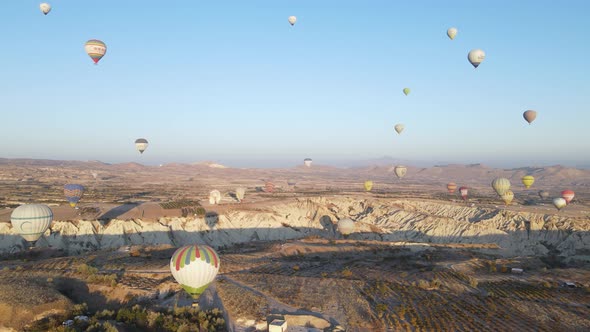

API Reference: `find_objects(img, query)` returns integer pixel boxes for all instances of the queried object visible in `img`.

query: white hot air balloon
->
[236,187,246,202]
[447,27,457,40]
[170,245,220,303]
[91,171,98,180]
[468,49,486,68]
[288,16,297,26]
[552,198,567,211]
[304,158,313,167]
[135,138,149,154]
[394,124,405,135]
[40,3,51,15]
[10,204,53,244]
[394,165,407,179]
[337,218,354,236]
[209,190,221,205]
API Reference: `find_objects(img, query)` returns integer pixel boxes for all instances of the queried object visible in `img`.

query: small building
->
[269,319,288,332]
[511,268,523,274]
[562,282,577,288]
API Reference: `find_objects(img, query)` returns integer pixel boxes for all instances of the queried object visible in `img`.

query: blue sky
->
[0,1,588,168]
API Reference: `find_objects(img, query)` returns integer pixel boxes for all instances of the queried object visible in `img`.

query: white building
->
[269,319,288,332]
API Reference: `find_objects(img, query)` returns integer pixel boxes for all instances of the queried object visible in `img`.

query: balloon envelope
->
[403,88,410,96]
[10,204,53,243]
[447,182,457,194]
[447,27,457,40]
[459,187,469,200]
[84,40,107,64]
[538,190,550,199]
[264,181,275,193]
[492,178,511,196]
[364,180,373,191]
[501,190,514,205]
[236,187,246,202]
[521,175,535,189]
[394,166,407,179]
[523,110,537,125]
[394,124,405,134]
[209,190,221,205]
[468,49,485,68]
[135,138,149,154]
[40,3,51,15]
[561,190,575,204]
[170,245,220,299]
[337,218,354,236]
[64,184,85,207]
[304,158,312,167]
[288,16,297,26]
[553,198,567,210]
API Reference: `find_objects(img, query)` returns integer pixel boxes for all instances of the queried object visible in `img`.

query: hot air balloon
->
[561,190,575,204]
[468,49,485,68]
[84,40,107,65]
[447,27,457,40]
[394,124,405,134]
[337,218,354,236]
[288,16,297,26]
[209,190,221,205]
[364,180,373,191]
[538,190,550,200]
[64,184,85,208]
[236,187,246,202]
[135,138,149,154]
[552,198,567,211]
[447,182,457,194]
[459,187,469,200]
[304,158,313,167]
[522,175,535,189]
[501,190,514,205]
[170,245,220,304]
[10,204,53,245]
[492,178,511,196]
[265,181,275,193]
[523,110,537,125]
[394,166,407,179]
[40,3,51,15]
[403,88,410,96]
[91,171,98,180]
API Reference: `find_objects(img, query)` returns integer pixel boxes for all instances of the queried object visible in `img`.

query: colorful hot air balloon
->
[236,187,246,202]
[522,175,535,189]
[538,190,550,200]
[337,218,354,236]
[264,181,275,193]
[394,166,407,179]
[40,3,51,15]
[364,180,373,191]
[447,182,457,194]
[468,49,485,68]
[304,158,313,167]
[288,16,297,26]
[170,245,220,302]
[84,40,107,65]
[135,138,149,154]
[561,190,575,204]
[459,186,469,200]
[501,190,514,205]
[447,27,457,40]
[10,204,53,244]
[552,198,567,211]
[394,124,405,134]
[492,178,511,196]
[209,190,221,205]
[64,184,85,208]
[403,88,410,96]
[523,110,537,125]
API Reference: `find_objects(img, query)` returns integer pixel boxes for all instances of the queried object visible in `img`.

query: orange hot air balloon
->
[561,190,575,204]
[447,182,457,194]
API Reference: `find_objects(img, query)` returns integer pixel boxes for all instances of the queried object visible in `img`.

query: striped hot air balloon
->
[84,39,107,64]
[521,175,535,189]
[492,178,511,196]
[501,190,514,205]
[170,245,220,301]
[264,181,275,193]
[135,138,149,154]
[10,204,53,244]
[447,182,457,194]
[64,184,85,208]
[304,158,313,167]
[561,190,575,204]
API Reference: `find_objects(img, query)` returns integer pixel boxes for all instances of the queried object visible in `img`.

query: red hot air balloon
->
[459,186,469,200]
[561,190,575,204]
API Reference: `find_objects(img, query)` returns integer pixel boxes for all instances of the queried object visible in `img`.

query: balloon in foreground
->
[364,180,373,191]
[492,178,511,196]
[394,165,407,179]
[459,187,469,200]
[523,110,537,125]
[84,39,107,64]
[40,3,51,15]
[403,88,410,96]
[561,190,575,204]
[64,184,85,208]
[521,175,535,189]
[394,124,405,135]
[447,27,457,40]
[288,16,297,26]
[538,190,549,200]
[337,218,354,236]
[447,182,457,194]
[170,245,220,300]
[304,158,312,167]
[553,198,567,211]
[501,190,514,205]
[10,204,53,243]
[236,187,246,202]
[468,49,485,68]
[135,138,149,154]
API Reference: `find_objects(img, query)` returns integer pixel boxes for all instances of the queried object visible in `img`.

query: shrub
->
[468,276,479,288]
[341,267,353,277]
[196,207,206,218]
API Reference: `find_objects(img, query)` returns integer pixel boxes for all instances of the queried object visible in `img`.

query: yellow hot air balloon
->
[501,190,514,205]
[403,88,410,96]
[447,27,457,40]
[522,175,535,189]
[288,16,297,26]
[364,180,373,191]
[492,178,510,196]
